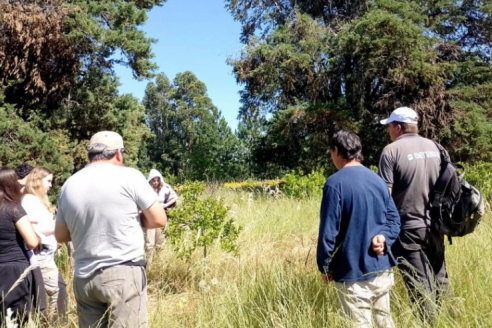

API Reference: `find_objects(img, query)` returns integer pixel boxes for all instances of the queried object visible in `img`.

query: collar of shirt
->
[395,133,419,142]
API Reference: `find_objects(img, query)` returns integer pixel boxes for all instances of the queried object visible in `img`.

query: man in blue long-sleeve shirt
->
[317,130,401,328]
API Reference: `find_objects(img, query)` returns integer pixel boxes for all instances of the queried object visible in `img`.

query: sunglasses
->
[119,148,127,154]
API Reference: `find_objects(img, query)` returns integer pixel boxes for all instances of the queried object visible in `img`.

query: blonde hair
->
[24,167,55,214]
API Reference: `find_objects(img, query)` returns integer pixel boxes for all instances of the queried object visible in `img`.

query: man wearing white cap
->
[55,131,167,328]
[378,107,449,323]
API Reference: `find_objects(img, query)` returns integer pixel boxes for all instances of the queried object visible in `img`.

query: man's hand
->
[372,234,386,255]
[321,272,333,284]
[141,201,167,229]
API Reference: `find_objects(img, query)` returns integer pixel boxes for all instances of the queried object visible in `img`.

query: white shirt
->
[22,194,57,260]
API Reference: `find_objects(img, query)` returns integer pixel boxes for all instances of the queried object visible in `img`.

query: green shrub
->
[282,169,327,198]
[463,161,492,201]
[167,181,242,259]
[223,179,285,191]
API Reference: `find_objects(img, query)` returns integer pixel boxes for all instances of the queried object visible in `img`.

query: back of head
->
[0,168,23,206]
[381,107,419,132]
[331,130,364,161]
[87,131,124,163]
[25,167,55,213]
[15,164,34,180]
[393,122,419,134]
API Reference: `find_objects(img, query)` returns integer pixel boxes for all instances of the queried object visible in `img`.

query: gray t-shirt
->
[57,163,157,278]
[378,134,441,230]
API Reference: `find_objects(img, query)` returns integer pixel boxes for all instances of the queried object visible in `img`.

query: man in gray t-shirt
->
[55,131,167,328]
[379,107,449,323]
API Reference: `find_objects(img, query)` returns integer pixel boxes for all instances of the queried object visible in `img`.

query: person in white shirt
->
[55,131,167,328]
[145,169,178,250]
[22,167,67,322]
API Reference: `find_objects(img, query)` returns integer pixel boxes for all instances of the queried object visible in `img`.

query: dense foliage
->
[166,182,241,259]
[1,0,491,188]
[140,72,246,181]
[0,0,164,187]
[227,0,492,175]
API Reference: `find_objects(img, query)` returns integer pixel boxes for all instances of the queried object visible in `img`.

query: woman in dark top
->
[0,168,40,325]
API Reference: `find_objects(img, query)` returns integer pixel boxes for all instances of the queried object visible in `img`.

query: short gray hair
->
[393,122,419,134]
[87,143,118,162]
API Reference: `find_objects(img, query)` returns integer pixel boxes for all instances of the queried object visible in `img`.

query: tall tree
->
[142,72,245,180]
[0,0,165,109]
[0,0,164,186]
[228,0,492,173]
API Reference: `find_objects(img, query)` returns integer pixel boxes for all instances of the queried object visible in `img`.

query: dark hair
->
[15,164,34,179]
[0,168,23,206]
[392,122,418,134]
[87,143,118,162]
[331,130,364,161]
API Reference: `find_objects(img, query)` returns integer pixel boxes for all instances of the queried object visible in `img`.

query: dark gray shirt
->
[378,134,441,230]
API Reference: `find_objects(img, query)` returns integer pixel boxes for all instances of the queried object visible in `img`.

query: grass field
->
[52,189,492,328]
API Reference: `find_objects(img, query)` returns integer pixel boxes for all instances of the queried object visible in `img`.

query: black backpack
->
[430,142,485,241]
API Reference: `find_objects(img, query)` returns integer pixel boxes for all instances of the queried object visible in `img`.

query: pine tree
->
[228,0,492,171]
[142,72,245,180]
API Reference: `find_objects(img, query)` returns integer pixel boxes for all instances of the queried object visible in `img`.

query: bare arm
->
[141,201,167,229]
[55,221,72,243]
[163,198,177,209]
[15,216,41,250]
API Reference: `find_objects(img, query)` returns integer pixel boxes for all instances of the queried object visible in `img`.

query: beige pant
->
[73,265,148,328]
[335,270,395,328]
[144,228,163,250]
[38,258,61,321]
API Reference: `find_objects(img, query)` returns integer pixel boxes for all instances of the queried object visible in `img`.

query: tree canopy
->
[228,0,492,174]
[141,72,246,181]
[0,0,164,187]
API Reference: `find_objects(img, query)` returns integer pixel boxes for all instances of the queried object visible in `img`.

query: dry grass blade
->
[4,265,35,298]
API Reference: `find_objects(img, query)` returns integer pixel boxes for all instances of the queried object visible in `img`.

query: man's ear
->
[116,149,124,163]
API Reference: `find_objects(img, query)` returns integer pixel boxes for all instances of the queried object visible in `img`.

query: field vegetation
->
[46,166,492,328]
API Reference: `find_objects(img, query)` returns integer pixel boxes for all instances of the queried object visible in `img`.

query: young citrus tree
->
[167,182,241,259]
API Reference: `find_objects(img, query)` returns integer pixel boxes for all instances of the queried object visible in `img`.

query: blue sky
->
[114,0,243,130]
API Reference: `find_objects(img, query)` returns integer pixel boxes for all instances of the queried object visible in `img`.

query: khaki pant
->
[335,270,395,328]
[73,266,148,328]
[144,228,164,250]
[38,258,67,322]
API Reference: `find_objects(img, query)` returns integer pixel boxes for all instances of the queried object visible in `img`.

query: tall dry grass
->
[30,190,492,327]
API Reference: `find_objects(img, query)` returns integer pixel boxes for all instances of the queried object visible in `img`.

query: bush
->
[167,181,242,259]
[282,169,327,198]
[223,179,285,191]
[463,161,492,201]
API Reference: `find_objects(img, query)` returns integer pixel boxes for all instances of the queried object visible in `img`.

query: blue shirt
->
[317,165,400,282]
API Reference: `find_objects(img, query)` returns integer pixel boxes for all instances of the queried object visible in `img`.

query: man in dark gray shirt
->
[378,107,448,323]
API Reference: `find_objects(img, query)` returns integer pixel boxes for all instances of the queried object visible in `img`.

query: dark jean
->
[392,227,449,323]
[0,262,33,326]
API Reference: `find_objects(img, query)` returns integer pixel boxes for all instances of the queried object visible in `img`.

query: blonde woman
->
[22,167,67,322]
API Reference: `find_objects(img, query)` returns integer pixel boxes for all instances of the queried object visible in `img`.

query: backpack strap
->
[433,141,451,164]
[431,141,453,208]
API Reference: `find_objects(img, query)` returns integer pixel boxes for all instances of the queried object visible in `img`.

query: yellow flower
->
[177,297,188,308]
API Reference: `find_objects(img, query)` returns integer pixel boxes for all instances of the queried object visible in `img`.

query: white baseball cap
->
[89,131,124,151]
[380,107,419,125]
